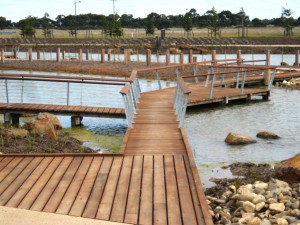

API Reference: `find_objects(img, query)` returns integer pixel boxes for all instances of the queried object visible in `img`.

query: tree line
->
[0,7,299,38]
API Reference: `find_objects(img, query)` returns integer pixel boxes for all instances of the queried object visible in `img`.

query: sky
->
[1,0,299,22]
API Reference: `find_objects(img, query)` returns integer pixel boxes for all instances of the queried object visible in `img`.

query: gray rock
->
[283,216,298,224]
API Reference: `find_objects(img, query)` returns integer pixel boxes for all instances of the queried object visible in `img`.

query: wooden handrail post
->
[62,51,65,60]
[101,49,105,63]
[146,49,151,66]
[193,56,199,83]
[265,50,271,85]
[1,49,4,63]
[166,49,170,65]
[180,53,184,70]
[57,48,60,62]
[107,49,111,62]
[211,50,216,63]
[188,49,193,63]
[37,50,41,60]
[86,49,89,61]
[28,48,32,62]
[295,50,299,66]
[124,49,128,65]
[237,49,242,64]
[78,49,82,62]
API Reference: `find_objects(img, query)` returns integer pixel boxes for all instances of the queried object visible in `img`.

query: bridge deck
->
[0,103,125,118]
[0,153,207,225]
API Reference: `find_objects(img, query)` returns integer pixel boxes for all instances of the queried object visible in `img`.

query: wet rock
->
[225,132,257,145]
[275,154,300,184]
[256,131,280,139]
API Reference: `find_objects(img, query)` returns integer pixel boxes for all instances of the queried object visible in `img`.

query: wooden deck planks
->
[69,157,103,217]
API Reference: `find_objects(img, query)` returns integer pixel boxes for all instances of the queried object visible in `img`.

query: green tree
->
[182,12,193,37]
[41,12,52,38]
[145,18,155,36]
[281,7,294,36]
[206,7,221,38]
[19,16,37,38]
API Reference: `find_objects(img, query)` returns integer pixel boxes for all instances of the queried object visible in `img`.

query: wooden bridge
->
[0,59,295,224]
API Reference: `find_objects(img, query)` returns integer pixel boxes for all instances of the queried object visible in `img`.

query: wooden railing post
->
[78,49,82,62]
[107,49,111,62]
[62,51,65,60]
[124,49,128,65]
[211,50,216,63]
[37,51,41,60]
[56,48,60,62]
[237,50,242,64]
[295,50,299,66]
[265,50,271,85]
[166,49,170,65]
[193,56,199,83]
[188,49,193,63]
[86,49,89,61]
[146,49,151,66]
[28,48,32,62]
[101,49,105,63]
[1,49,4,63]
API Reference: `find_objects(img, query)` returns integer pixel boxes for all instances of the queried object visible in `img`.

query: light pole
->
[111,0,117,22]
[74,0,81,38]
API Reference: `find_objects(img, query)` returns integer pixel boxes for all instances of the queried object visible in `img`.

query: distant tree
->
[251,18,265,27]
[206,7,221,38]
[145,18,155,36]
[19,16,37,38]
[219,10,235,27]
[41,12,52,38]
[112,19,123,37]
[182,12,193,37]
[298,17,300,25]
[281,7,294,36]
[0,17,7,29]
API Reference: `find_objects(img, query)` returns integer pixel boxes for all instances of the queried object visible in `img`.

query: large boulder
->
[256,131,280,139]
[225,132,257,145]
[37,112,62,130]
[23,113,61,140]
[275,154,300,184]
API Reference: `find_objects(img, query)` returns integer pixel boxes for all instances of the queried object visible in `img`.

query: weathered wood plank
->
[0,157,24,182]
[110,156,133,222]
[96,157,123,221]
[154,155,167,225]
[18,157,64,210]
[30,157,73,211]
[124,156,143,224]
[82,157,113,219]
[43,157,84,213]
[5,157,54,208]
[69,157,103,217]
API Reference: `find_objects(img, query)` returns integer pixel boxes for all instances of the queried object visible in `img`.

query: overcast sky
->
[1,0,299,22]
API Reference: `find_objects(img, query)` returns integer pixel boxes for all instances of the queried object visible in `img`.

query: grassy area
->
[1,26,299,39]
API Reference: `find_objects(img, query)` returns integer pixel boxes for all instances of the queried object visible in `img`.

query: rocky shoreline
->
[205,160,300,224]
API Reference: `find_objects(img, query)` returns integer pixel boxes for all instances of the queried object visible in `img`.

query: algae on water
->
[64,126,123,153]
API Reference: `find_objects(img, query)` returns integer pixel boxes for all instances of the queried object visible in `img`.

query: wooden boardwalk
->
[0,87,213,224]
[0,103,126,118]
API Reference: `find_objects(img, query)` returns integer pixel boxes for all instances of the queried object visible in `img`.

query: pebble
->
[206,179,300,224]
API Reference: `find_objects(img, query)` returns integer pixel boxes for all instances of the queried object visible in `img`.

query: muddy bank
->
[1,37,300,53]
